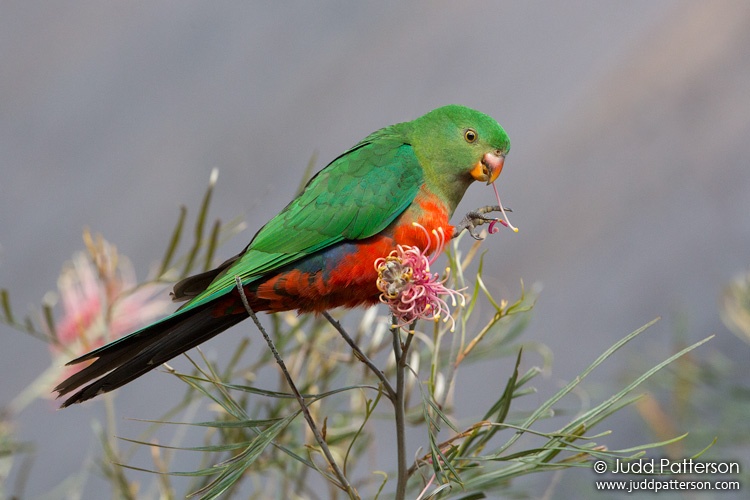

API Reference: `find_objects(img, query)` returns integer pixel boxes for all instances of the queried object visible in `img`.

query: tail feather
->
[55,313,189,394]
[55,304,245,407]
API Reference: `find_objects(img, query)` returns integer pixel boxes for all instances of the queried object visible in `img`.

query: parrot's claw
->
[453,205,511,240]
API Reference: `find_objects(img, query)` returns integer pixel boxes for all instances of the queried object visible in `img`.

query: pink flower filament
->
[375,224,465,331]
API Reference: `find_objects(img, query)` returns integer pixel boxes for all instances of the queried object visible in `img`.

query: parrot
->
[54,104,511,407]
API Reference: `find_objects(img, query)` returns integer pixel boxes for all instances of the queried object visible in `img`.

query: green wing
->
[184,129,424,310]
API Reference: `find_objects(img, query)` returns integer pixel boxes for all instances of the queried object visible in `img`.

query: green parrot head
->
[408,104,511,212]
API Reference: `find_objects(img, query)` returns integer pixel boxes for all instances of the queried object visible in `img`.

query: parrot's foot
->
[453,205,510,240]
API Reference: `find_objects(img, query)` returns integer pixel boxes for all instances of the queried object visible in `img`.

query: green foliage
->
[0,170,718,499]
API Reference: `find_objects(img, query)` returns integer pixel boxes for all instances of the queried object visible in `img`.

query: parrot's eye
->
[464,129,477,143]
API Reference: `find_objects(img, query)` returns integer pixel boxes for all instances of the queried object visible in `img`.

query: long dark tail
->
[54,303,245,407]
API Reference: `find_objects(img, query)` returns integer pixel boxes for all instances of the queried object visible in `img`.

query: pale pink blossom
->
[46,232,171,383]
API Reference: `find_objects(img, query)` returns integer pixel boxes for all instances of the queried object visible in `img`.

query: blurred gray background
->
[2,1,749,498]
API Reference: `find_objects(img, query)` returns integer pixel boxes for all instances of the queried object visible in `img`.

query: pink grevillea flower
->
[375,224,465,331]
[46,231,171,385]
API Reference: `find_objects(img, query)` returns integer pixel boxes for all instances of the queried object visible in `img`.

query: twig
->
[322,311,396,401]
[234,276,359,499]
[324,311,413,498]
[391,317,414,500]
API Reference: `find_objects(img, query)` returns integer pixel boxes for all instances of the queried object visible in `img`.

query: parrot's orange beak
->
[471,152,505,185]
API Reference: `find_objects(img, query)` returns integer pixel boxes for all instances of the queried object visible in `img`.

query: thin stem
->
[322,311,396,401]
[392,316,413,500]
[234,277,359,500]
